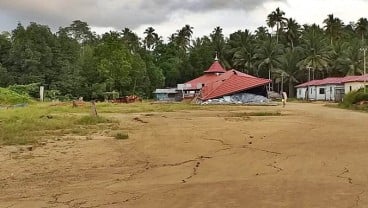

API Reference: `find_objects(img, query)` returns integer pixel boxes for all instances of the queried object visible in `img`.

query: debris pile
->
[201,93,270,105]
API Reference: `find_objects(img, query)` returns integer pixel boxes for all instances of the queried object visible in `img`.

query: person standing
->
[282,92,288,107]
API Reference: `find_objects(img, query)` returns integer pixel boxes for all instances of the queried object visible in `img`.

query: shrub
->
[0,88,32,105]
[8,83,40,98]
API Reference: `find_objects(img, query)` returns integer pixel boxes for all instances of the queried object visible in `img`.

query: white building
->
[296,78,345,101]
[296,75,368,101]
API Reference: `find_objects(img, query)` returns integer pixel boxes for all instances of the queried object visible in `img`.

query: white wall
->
[344,82,367,93]
[297,84,344,101]
[297,87,307,99]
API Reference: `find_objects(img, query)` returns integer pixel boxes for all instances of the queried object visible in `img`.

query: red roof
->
[201,70,271,100]
[295,75,368,88]
[204,61,227,73]
[342,74,368,83]
[183,61,271,99]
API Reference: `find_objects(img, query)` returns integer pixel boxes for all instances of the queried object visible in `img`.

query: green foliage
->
[340,89,368,108]
[7,83,40,97]
[2,13,368,99]
[0,88,32,105]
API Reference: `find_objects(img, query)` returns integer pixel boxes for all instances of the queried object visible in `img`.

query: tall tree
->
[254,35,284,90]
[355,18,368,43]
[284,18,301,49]
[267,7,286,43]
[323,14,344,46]
[143,27,160,50]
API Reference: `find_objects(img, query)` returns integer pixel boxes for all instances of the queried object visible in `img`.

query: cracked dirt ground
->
[1,103,368,208]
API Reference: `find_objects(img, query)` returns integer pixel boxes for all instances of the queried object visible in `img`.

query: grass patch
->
[114,132,129,140]
[230,111,282,117]
[0,104,117,145]
[77,115,114,125]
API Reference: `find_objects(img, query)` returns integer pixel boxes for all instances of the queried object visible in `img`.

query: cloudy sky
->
[1,0,368,40]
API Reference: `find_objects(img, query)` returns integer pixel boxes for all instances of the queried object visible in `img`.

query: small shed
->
[153,88,179,101]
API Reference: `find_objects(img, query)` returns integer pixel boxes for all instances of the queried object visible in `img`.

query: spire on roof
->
[214,52,219,61]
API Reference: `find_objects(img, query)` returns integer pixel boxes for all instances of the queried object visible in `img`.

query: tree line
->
[0,8,368,99]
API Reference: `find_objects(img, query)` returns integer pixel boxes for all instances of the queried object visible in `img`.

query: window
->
[319,88,325,94]
[349,86,352,92]
[298,89,301,95]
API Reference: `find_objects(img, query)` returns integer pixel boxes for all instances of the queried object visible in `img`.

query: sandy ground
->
[1,103,368,208]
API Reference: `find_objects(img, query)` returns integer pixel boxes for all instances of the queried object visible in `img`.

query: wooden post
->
[91,100,98,117]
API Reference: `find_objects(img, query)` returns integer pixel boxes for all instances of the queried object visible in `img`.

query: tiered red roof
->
[184,61,271,100]
[204,61,227,73]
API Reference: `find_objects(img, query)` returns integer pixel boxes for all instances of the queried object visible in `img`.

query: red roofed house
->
[295,75,368,101]
[178,58,271,101]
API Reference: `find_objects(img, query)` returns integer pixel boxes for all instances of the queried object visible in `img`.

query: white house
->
[296,75,368,101]
[343,75,368,93]
[295,78,345,101]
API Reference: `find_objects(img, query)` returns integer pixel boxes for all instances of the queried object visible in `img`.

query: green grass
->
[0,104,117,145]
[230,111,282,117]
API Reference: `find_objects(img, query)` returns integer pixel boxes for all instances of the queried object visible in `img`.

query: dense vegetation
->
[1,8,368,99]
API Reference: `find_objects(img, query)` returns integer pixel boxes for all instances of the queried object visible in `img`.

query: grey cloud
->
[0,0,284,30]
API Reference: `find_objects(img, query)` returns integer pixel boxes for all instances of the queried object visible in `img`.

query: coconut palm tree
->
[355,17,368,43]
[284,18,301,49]
[176,24,194,50]
[275,47,304,97]
[323,14,344,46]
[143,27,159,50]
[267,7,287,43]
[255,26,269,41]
[254,35,284,90]
[226,30,256,73]
[298,25,332,79]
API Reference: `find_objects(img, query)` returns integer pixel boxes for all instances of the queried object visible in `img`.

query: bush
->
[77,115,114,125]
[8,83,40,98]
[0,88,32,105]
[340,89,368,108]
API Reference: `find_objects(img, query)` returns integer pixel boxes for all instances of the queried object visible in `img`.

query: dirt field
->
[1,103,368,208]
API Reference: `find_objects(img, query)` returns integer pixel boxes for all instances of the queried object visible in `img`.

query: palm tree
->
[276,47,304,97]
[254,35,284,90]
[267,7,287,43]
[121,28,140,53]
[226,30,256,73]
[176,24,194,50]
[284,18,301,49]
[298,26,332,79]
[323,14,344,46]
[210,26,230,67]
[255,26,269,41]
[143,27,159,50]
[355,18,368,42]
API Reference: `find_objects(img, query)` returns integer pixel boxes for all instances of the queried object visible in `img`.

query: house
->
[180,58,271,101]
[295,75,368,101]
[343,75,368,93]
[295,78,345,101]
[153,88,180,101]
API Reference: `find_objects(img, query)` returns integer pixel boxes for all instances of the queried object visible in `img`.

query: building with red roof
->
[178,59,271,101]
[295,75,368,101]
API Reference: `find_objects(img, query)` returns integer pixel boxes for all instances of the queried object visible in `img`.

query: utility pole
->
[306,66,312,100]
[360,47,367,93]
[281,73,284,93]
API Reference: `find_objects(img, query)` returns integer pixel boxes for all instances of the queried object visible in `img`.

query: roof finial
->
[214,52,219,61]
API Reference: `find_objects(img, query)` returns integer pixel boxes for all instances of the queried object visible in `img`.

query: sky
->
[1,0,368,40]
